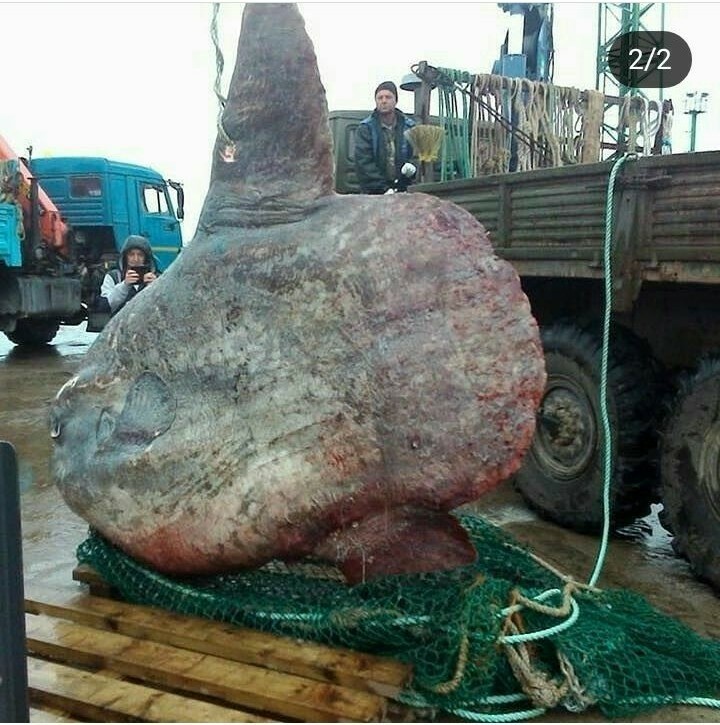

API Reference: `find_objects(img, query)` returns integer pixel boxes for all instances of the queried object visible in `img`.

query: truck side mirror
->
[167,179,185,221]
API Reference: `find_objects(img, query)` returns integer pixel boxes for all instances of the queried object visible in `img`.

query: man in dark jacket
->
[354,81,417,194]
[100,235,158,315]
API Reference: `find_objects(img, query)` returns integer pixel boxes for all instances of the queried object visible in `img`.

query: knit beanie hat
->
[374,80,398,100]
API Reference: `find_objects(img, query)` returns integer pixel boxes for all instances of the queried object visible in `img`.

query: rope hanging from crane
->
[210,4,236,160]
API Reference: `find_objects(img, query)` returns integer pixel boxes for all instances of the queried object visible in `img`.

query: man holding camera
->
[100,235,158,316]
[354,80,417,195]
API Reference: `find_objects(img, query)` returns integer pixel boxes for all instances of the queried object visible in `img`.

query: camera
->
[129,265,150,278]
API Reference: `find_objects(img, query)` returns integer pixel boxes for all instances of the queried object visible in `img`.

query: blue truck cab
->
[31,157,185,332]
[29,157,184,273]
[0,155,184,344]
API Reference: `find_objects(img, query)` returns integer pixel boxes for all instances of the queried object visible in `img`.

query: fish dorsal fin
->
[199,3,335,230]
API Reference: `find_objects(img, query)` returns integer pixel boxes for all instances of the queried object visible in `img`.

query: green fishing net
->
[76,512,720,721]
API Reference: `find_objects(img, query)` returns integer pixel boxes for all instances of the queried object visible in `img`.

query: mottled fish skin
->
[50,3,546,582]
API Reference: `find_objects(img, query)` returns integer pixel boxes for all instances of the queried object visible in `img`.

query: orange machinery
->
[0,133,70,258]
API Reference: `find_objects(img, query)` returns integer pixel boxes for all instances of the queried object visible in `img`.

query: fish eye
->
[50,413,62,440]
[97,408,116,444]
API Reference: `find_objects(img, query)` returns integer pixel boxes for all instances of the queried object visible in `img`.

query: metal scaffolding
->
[595,3,665,157]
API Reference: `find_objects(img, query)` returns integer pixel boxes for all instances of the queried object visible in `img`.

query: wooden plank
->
[27,657,271,723]
[511,203,606,220]
[26,583,410,698]
[29,705,80,722]
[25,613,386,723]
[72,564,118,599]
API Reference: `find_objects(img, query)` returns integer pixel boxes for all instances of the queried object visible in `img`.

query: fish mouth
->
[50,371,177,488]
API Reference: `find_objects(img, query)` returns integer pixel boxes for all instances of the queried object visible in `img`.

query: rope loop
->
[209,3,235,153]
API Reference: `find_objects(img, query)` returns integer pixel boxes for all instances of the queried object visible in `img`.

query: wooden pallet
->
[24,567,414,723]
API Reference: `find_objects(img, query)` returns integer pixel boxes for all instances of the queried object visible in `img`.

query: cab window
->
[346,125,358,162]
[70,176,102,197]
[142,184,170,214]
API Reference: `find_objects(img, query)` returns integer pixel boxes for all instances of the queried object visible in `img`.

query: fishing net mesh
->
[76,512,720,721]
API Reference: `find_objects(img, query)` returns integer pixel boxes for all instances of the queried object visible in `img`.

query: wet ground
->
[1,325,719,722]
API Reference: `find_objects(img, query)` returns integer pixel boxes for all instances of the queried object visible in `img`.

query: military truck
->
[329,102,720,592]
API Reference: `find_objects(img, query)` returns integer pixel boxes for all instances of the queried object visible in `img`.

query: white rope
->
[209,3,235,155]
[578,90,604,162]
[662,104,673,154]
[465,74,629,173]
[512,79,532,172]
[646,100,661,153]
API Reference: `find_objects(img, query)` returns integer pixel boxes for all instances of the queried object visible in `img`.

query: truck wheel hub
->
[699,422,720,520]
[535,383,597,479]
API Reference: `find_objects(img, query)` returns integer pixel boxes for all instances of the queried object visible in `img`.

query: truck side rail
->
[413,150,720,287]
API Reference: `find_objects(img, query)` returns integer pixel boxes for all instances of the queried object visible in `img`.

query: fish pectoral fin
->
[117,372,177,441]
[317,507,477,585]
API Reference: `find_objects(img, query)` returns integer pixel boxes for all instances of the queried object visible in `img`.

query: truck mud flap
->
[17,277,81,317]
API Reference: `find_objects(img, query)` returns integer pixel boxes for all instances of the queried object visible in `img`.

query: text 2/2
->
[629,47,671,72]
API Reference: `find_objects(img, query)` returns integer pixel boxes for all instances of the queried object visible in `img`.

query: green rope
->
[401,686,546,722]
[464,152,720,719]
[500,587,564,615]
[488,157,632,703]
[587,153,635,588]
[587,154,720,713]
[436,67,475,180]
[448,706,547,722]
[674,698,720,709]
[499,598,579,644]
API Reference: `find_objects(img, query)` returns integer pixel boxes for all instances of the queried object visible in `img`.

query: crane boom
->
[0,133,70,258]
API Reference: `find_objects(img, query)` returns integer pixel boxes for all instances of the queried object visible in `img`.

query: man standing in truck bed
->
[354,81,417,195]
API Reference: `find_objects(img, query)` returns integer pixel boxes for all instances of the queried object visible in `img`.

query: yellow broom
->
[404,124,445,162]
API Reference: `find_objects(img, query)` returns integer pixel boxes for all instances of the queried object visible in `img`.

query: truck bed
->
[414,150,720,286]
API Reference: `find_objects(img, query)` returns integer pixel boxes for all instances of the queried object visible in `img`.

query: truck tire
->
[5,318,60,346]
[514,322,663,532]
[660,360,720,590]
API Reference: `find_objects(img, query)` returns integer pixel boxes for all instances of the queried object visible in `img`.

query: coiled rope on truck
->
[436,68,474,180]
[471,74,510,174]
[434,68,600,176]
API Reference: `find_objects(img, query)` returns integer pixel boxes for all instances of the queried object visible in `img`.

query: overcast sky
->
[2,2,716,240]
